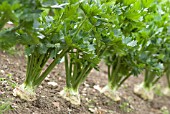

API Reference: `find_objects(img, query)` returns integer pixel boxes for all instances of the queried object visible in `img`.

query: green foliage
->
[0,1,19,29]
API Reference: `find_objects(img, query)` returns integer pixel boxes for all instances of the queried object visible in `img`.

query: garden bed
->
[0,51,170,114]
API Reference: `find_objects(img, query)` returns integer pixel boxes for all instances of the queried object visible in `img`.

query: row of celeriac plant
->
[92,0,170,101]
[133,0,170,100]
[0,0,107,104]
[100,0,170,101]
[0,0,170,105]
[50,0,170,103]
[91,0,155,101]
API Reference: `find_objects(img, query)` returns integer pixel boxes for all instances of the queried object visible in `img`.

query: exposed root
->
[134,83,154,100]
[13,84,36,101]
[162,87,170,97]
[100,85,121,101]
[59,88,80,105]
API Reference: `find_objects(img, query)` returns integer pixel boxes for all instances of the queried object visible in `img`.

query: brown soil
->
[0,51,170,114]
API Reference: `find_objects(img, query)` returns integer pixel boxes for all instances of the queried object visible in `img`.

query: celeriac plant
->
[13,1,73,101]
[102,43,142,101]
[159,0,170,96]
[163,40,170,96]
[59,0,110,105]
[134,0,169,100]
[98,0,150,101]
[1,0,71,101]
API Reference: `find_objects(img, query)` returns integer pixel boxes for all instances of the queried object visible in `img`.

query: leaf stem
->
[65,53,71,88]
[34,47,70,87]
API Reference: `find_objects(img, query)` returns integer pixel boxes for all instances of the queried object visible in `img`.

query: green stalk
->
[72,63,90,90]
[144,69,150,88]
[117,74,123,85]
[34,47,70,87]
[25,54,35,85]
[39,51,50,68]
[148,72,155,85]
[110,57,121,89]
[166,65,170,88]
[144,69,157,89]
[79,66,93,85]
[25,55,31,85]
[108,64,111,81]
[118,73,131,88]
[69,47,97,90]
[152,76,161,85]
[110,65,116,88]
[31,56,40,83]
[69,56,73,78]
[32,50,51,83]
[107,55,117,81]
[71,51,79,84]
[24,53,50,90]
[73,65,92,91]
[72,62,78,84]
[65,53,71,88]
[163,64,170,88]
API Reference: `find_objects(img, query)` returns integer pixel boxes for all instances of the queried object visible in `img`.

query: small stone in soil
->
[47,82,58,88]
[0,70,5,74]
[0,91,5,95]
[45,77,50,81]
[41,95,46,98]
[88,107,97,113]
[52,102,60,108]
[67,108,72,112]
